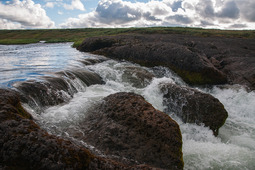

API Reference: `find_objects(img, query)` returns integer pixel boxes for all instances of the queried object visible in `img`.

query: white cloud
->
[45,2,55,8]
[0,18,22,29]
[63,0,85,11]
[58,11,63,15]
[0,0,55,29]
[60,0,255,29]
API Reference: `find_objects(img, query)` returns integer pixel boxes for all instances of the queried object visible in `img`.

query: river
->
[0,43,254,169]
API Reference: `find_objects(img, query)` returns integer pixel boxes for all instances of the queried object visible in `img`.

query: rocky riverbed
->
[1,34,254,169]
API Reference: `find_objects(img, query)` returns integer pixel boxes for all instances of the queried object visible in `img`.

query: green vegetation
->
[0,27,254,46]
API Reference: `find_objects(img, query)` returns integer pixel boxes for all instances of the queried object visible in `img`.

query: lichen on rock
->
[76,92,184,169]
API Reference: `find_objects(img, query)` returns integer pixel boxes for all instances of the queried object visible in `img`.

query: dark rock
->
[79,56,109,65]
[181,36,255,90]
[54,69,104,87]
[78,34,227,86]
[77,37,117,52]
[76,92,183,170]
[0,88,32,121]
[0,88,156,169]
[14,79,71,110]
[13,69,104,112]
[160,83,228,136]
[121,66,155,88]
[78,34,255,90]
[0,88,91,169]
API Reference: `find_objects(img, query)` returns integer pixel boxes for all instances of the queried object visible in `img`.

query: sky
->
[0,0,254,30]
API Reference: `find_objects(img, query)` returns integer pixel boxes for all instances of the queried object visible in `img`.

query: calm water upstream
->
[0,43,254,169]
[0,42,84,87]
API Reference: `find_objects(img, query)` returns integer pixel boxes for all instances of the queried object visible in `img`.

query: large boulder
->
[160,83,228,136]
[0,89,155,169]
[75,92,183,170]
[78,35,227,86]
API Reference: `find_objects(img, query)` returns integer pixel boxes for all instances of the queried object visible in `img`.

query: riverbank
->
[0,27,255,46]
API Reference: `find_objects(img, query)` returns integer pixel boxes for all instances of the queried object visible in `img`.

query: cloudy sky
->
[0,0,254,30]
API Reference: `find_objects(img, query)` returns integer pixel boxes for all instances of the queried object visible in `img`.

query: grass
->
[0,27,254,46]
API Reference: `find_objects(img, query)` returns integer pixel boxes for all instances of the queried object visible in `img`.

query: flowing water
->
[0,43,254,169]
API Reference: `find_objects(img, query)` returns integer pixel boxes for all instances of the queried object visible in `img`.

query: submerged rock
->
[13,69,104,112]
[76,92,183,169]
[0,88,158,169]
[120,66,155,88]
[160,83,228,136]
[79,56,109,65]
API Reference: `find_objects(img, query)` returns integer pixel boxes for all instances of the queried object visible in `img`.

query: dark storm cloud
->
[196,0,239,19]
[196,0,215,18]
[167,14,192,24]
[143,12,161,21]
[96,0,141,24]
[200,20,215,27]
[171,0,183,12]
[238,1,255,22]
[230,23,247,28]
[217,1,239,19]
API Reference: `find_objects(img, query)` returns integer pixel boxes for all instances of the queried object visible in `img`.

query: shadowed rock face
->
[0,89,157,169]
[76,92,184,170]
[78,34,255,90]
[160,83,228,136]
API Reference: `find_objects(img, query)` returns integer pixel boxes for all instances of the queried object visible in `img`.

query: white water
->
[28,60,255,170]
[1,44,254,169]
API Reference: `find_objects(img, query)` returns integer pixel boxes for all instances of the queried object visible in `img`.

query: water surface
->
[0,42,85,87]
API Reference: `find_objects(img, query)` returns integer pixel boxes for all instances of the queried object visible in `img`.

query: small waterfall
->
[14,69,104,113]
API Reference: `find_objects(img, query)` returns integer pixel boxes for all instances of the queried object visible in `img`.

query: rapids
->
[0,43,254,169]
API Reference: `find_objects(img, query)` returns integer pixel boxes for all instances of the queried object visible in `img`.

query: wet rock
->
[0,88,32,121]
[13,69,104,112]
[78,35,227,86]
[160,83,228,136]
[55,69,104,87]
[0,88,91,169]
[77,92,183,170]
[121,66,155,88]
[79,56,109,65]
[14,79,71,111]
[77,37,117,52]
[0,88,156,170]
